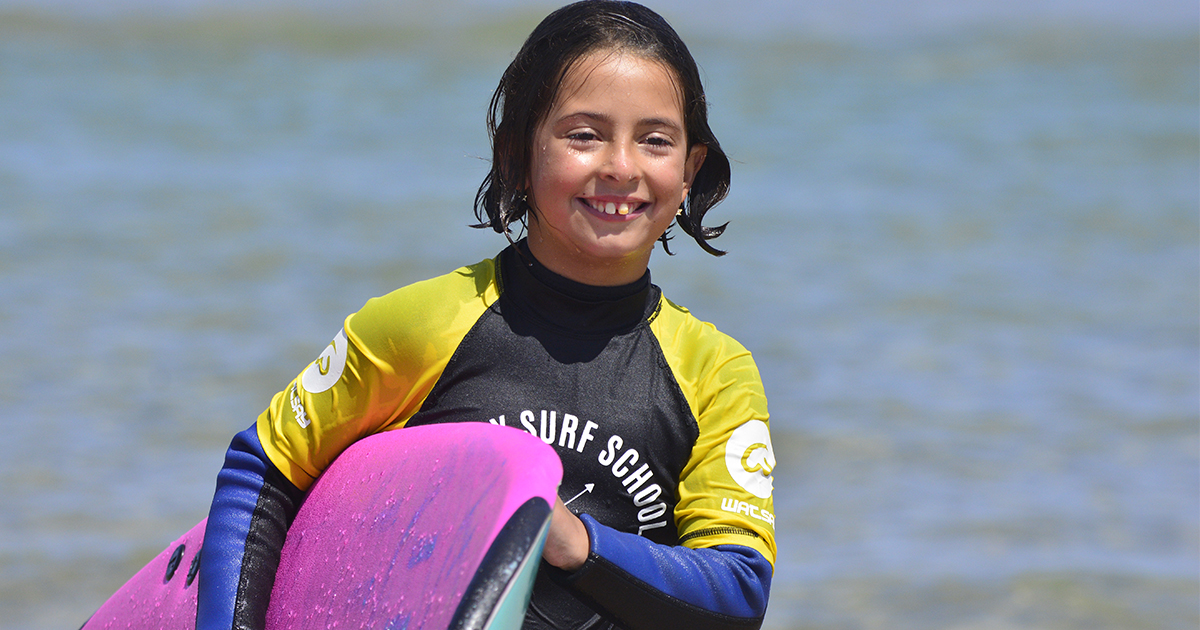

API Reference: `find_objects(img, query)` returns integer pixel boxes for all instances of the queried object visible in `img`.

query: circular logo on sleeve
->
[301,329,349,394]
[724,420,775,499]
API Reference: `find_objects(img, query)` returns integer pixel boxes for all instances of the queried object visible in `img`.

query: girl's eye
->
[644,136,674,148]
[568,131,598,142]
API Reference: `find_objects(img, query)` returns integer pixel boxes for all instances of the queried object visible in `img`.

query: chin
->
[578,236,657,263]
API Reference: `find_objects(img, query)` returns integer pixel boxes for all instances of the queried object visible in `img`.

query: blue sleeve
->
[556,514,772,630]
[196,424,304,630]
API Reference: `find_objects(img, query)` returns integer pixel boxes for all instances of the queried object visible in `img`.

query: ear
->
[681,144,708,204]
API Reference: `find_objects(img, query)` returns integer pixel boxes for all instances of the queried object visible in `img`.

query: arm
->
[561,308,777,629]
[543,507,771,630]
[194,269,499,629]
[193,278,493,629]
[196,423,304,630]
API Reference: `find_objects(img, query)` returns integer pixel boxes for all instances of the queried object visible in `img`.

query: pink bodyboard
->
[81,423,562,629]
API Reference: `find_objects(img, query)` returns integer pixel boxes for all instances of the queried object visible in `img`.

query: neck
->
[501,241,654,336]
[524,225,653,288]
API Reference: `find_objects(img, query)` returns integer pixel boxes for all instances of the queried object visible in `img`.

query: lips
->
[581,199,650,216]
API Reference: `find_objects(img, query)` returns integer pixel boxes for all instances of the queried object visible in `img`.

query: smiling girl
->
[197,2,775,629]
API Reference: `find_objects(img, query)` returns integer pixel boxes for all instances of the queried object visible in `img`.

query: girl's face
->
[526,50,707,286]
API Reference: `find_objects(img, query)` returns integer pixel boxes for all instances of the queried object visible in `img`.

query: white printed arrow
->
[563,483,594,506]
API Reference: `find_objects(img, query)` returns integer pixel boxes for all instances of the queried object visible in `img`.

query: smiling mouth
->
[581,199,650,216]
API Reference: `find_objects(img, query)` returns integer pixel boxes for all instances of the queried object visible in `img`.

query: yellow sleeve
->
[651,298,777,566]
[256,259,500,490]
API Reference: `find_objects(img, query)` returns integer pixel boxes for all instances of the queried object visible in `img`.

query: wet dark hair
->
[472,0,730,256]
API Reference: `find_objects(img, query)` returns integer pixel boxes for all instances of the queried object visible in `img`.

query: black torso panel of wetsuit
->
[405,244,700,630]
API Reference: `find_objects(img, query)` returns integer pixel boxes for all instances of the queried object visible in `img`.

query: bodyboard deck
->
[81,423,562,630]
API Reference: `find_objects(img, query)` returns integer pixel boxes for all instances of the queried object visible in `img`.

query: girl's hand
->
[542,495,589,571]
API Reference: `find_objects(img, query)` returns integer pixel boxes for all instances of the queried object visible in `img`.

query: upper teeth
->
[601,202,632,215]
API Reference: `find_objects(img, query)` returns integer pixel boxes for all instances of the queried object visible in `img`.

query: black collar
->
[496,240,657,336]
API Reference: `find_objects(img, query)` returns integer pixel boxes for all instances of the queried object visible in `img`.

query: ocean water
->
[0,1,1196,629]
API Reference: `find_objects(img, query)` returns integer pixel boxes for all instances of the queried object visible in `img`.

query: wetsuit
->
[197,240,777,630]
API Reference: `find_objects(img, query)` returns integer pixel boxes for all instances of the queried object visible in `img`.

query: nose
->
[601,141,640,183]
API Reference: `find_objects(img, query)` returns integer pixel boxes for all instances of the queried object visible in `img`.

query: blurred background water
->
[0,1,1196,628]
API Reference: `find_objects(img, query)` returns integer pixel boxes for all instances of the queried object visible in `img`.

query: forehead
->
[549,50,685,118]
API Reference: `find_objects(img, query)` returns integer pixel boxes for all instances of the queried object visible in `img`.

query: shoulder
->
[648,294,766,423]
[650,294,757,376]
[346,257,501,352]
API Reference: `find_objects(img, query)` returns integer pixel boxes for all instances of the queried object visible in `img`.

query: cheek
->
[527,137,559,192]
[528,153,557,198]
[533,156,587,196]
[530,167,566,200]
[650,161,689,202]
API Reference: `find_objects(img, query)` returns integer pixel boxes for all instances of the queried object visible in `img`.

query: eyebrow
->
[558,111,683,132]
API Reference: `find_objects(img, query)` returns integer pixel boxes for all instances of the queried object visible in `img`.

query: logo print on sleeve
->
[301,329,349,394]
[725,420,775,500]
